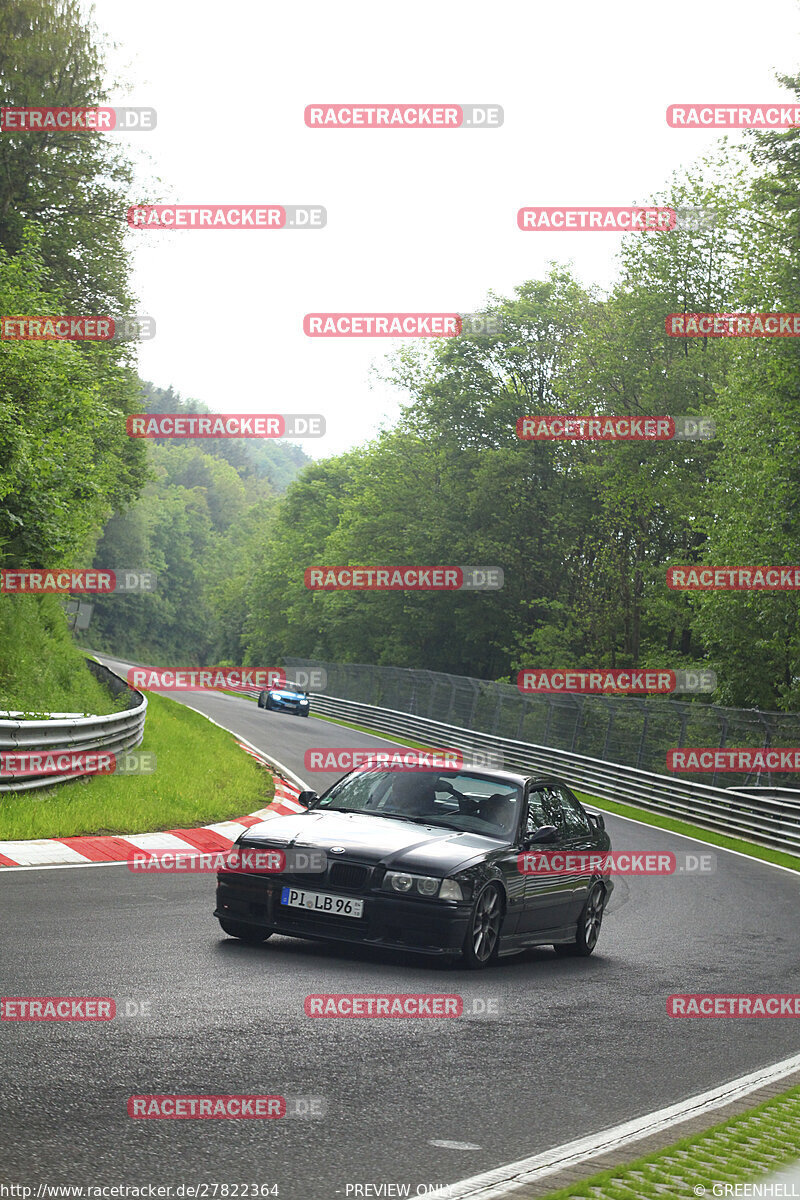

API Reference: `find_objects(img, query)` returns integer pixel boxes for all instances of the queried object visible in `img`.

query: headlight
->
[300,698,309,705]
[382,872,462,899]
[387,872,414,892]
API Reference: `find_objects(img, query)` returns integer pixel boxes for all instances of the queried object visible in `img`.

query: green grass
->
[312,712,800,874]
[540,1084,800,1199]
[0,594,120,716]
[0,690,274,839]
[573,790,800,874]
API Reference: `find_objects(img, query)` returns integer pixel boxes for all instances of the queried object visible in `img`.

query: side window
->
[556,788,592,837]
[527,787,565,834]
[539,786,567,832]
[525,788,546,834]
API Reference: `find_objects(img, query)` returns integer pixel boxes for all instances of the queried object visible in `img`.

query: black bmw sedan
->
[215,766,613,968]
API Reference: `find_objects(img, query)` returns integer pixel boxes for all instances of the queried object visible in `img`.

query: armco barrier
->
[0,659,147,793]
[306,692,800,854]
[285,659,800,789]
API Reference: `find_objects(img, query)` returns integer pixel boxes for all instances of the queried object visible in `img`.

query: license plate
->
[280,887,364,918]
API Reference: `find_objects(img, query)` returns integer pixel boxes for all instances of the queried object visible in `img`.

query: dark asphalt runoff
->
[2,657,800,1198]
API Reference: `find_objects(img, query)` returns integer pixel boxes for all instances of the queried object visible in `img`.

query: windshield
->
[315,769,522,840]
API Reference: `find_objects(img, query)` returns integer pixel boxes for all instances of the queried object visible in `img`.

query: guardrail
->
[286,658,800,789]
[0,659,147,793]
[307,692,800,854]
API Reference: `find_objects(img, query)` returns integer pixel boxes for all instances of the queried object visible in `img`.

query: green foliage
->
[0,233,147,565]
[234,132,800,709]
[0,593,118,713]
[687,81,800,708]
[5,0,800,718]
[0,0,138,313]
[86,384,306,664]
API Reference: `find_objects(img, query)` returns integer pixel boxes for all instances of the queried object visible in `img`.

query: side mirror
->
[297,790,319,809]
[587,811,605,831]
[525,824,559,848]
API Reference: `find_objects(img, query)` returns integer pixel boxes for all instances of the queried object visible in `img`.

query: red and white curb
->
[0,743,305,870]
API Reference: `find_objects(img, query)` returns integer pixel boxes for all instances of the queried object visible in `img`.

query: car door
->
[517,784,576,935]
[550,785,598,921]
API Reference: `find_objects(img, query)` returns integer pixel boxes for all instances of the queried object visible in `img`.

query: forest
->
[2,2,800,712]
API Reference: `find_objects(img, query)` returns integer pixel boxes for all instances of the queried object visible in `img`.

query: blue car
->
[257,686,310,717]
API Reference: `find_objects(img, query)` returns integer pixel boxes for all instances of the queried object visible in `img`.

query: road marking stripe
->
[427,1052,800,1199]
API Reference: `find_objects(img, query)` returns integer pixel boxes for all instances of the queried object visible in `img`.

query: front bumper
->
[215,872,471,956]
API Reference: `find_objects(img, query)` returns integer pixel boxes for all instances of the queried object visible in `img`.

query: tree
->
[0,232,146,565]
[0,0,139,314]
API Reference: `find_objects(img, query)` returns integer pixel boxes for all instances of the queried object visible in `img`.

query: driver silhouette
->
[388,772,439,818]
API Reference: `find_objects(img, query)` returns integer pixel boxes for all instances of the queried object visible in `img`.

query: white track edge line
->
[586,806,800,876]
[427,1050,800,1199]
[0,858,131,872]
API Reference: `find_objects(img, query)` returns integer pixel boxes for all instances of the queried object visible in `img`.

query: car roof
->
[346,764,567,789]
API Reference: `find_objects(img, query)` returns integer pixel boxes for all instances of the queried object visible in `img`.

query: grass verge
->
[0,690,274,840]
[0,595,120,716]
[540,1084,800,1199]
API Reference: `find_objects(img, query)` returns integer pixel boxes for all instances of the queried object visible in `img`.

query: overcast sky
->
[92,0,800,458]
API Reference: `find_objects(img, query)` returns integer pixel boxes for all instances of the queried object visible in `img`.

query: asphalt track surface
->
[2,659,800,1197]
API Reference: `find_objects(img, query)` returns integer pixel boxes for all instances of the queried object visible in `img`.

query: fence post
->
[445,677,458,725]
[467,680,480,729]
[636,707,649,770]
[543,697,554,746]
[711,712,728,789]
[570,697,583,753]
[516,695,528,741]
[491,687,503,736]
[602,708,615,761]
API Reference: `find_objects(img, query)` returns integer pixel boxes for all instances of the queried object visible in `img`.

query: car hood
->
[240,809,509,874]
[271,690,306,700]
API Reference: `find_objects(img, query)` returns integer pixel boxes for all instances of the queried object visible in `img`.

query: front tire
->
[554,882,605,957]
[218,919,272,944]
[257,691,267,709]
[461,883,503,969]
